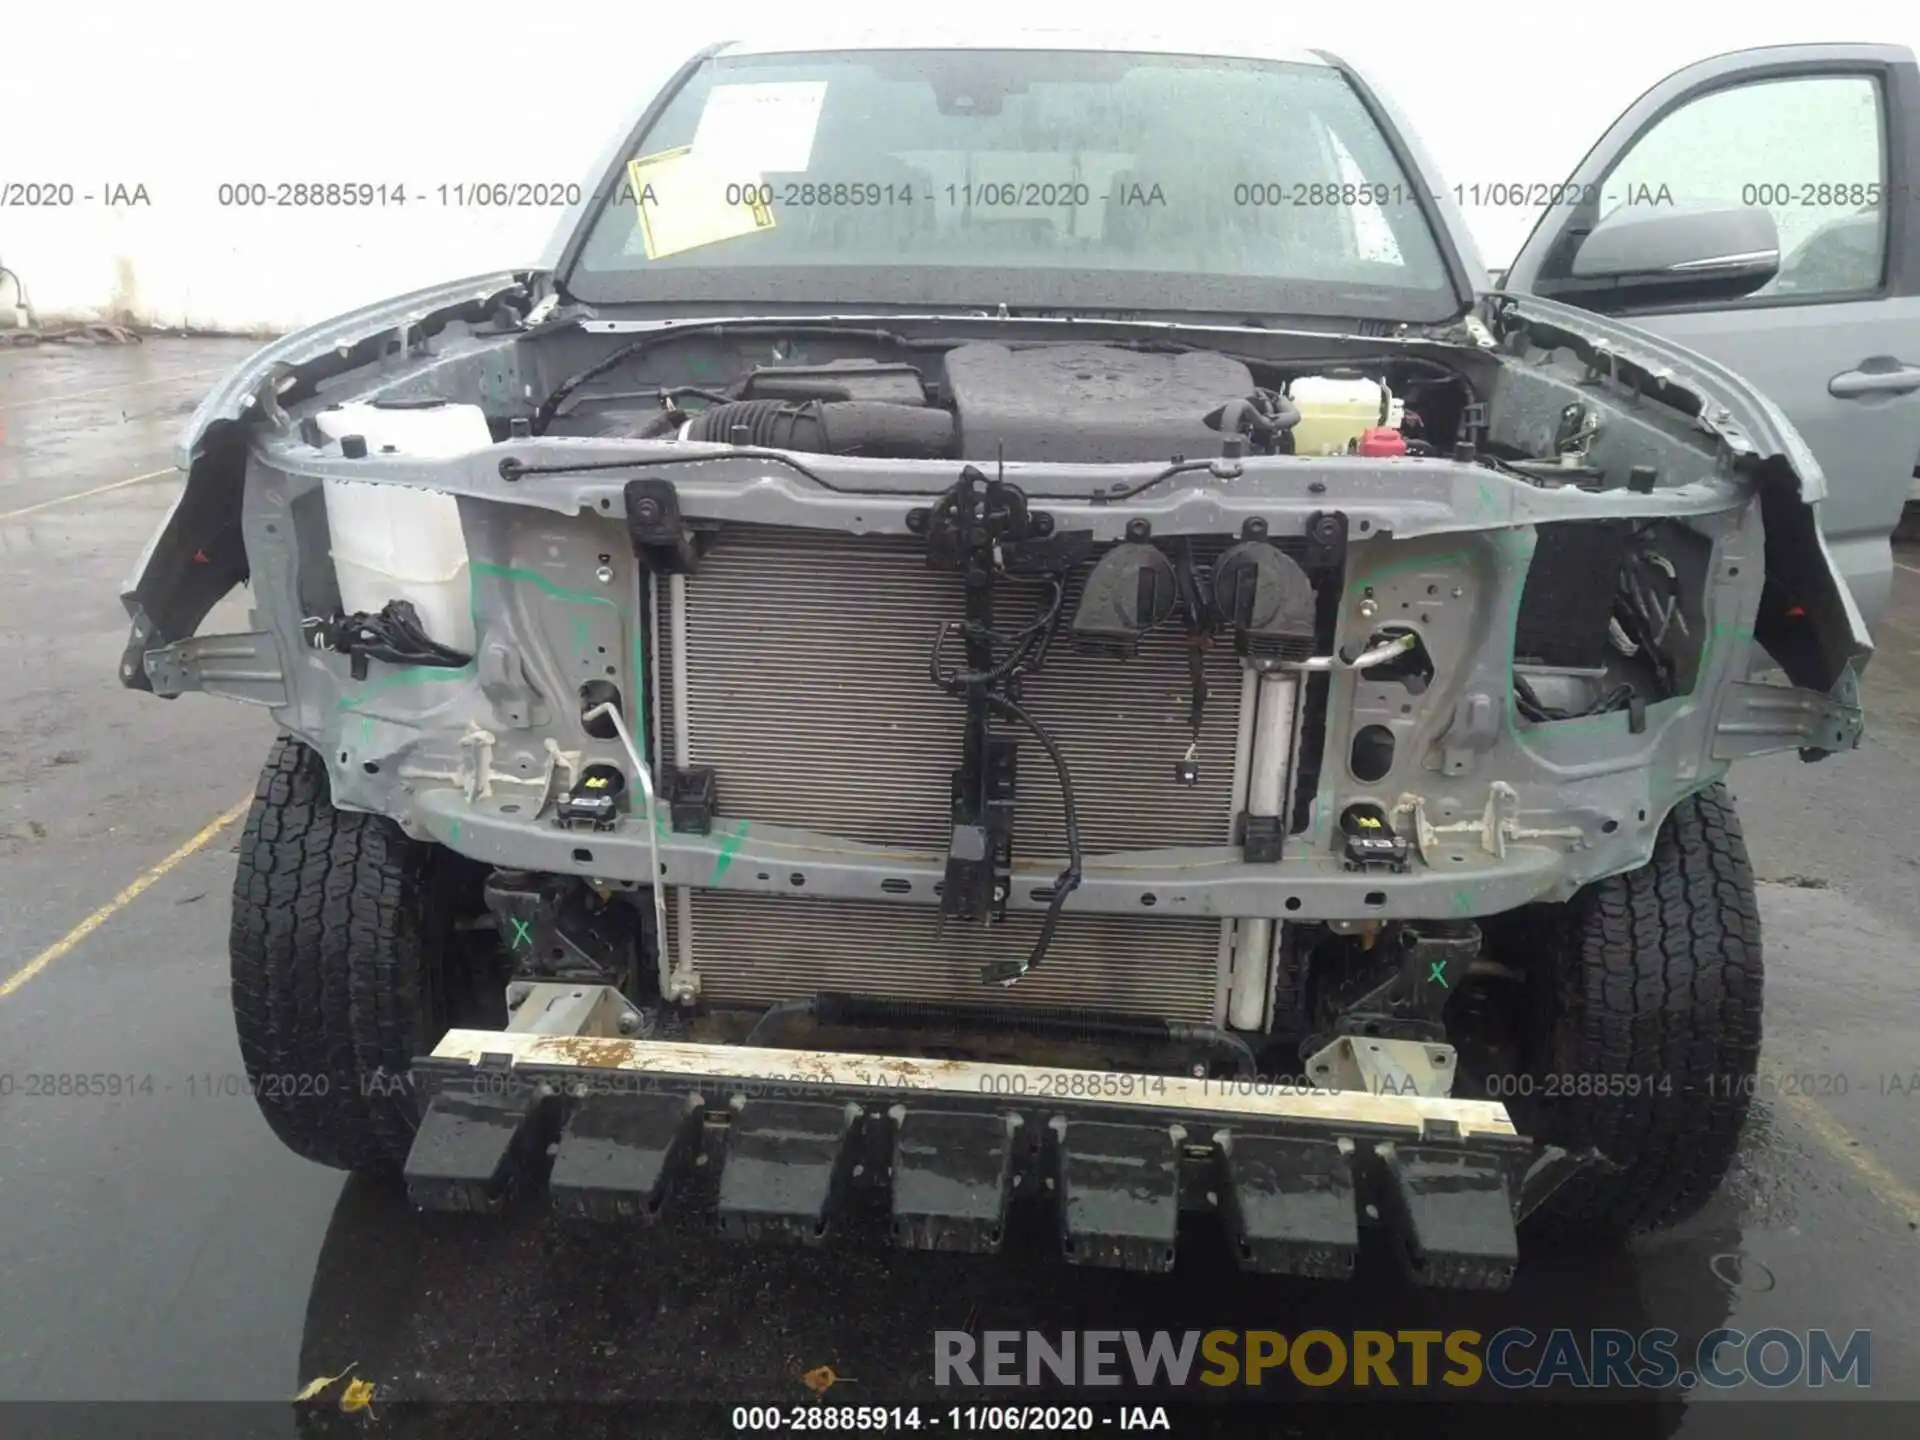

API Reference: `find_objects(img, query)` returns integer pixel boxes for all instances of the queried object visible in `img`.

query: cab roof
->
[713,27,1335,68]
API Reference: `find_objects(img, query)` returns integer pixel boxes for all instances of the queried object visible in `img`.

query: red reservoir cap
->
[1357,426,1407,457]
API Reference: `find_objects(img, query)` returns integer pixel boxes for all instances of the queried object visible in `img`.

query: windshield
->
[564,48,1463,324]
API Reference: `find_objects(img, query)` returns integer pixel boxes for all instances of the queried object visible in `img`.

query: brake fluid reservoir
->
[1288,376,1392,456]
[312,401,490,653]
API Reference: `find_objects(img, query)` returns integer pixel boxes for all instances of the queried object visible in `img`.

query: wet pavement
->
[2,339,1918,1436]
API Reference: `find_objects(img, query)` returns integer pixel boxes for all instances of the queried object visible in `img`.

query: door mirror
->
[1552,201,1779,307]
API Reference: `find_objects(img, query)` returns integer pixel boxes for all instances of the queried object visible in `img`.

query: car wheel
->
[1508,783,1764,1236]
[229,735,482,1171]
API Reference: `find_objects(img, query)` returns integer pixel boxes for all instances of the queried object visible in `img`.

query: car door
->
[1501,43,1920,640]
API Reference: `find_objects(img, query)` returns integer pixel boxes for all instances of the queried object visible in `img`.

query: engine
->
[671,342,1270,465]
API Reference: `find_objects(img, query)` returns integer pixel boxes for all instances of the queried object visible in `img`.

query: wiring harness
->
[923,465,1085,987]
[304,600,472,680]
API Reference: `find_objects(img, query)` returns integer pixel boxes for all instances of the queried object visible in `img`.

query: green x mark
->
[1428,960,1450,987]
[509,917,534,951]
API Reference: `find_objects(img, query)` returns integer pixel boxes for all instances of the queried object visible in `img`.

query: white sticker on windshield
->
[691,82,828,174]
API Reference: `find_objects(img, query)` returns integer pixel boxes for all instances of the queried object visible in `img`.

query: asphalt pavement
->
[2,339,1917,1437]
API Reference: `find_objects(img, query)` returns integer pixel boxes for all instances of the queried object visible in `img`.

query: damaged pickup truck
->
[123,34,1917,1288]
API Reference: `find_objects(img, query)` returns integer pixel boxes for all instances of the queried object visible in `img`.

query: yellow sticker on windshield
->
[627,147,774,260]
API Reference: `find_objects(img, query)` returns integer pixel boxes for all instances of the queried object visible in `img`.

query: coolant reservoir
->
[1288,376,1392,456]
[312,401,490,654]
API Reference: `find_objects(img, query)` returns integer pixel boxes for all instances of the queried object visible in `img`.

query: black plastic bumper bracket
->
[1375,1140,1520,1289]
[891,1109,1020,1253]
[1055,1121,1181,1272]
[403,1079,553,1214]
[717,1099,862,1244]
[548,1091,704,1223]
[1219,1133,1359,1279]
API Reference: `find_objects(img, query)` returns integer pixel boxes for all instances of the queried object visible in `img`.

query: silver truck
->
[121,33,1920,1288]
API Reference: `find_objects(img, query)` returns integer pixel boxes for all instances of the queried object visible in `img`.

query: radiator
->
[654,525,1283,1021]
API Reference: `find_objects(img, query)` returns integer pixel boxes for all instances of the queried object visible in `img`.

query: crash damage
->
[120,270,1866,1285]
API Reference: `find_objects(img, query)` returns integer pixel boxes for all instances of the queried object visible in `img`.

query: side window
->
[1600,74,1887,299]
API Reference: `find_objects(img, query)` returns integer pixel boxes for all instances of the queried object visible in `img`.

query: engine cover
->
[944,342,1255,463]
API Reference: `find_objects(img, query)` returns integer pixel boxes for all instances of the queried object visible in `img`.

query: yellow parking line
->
[0,467,176,522]
[1781,1089,1920,1230]
[0,796,252,1003]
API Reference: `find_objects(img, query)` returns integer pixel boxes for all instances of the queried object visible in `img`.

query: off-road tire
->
[1520,783,1763,1235]
[229,735,463,1171]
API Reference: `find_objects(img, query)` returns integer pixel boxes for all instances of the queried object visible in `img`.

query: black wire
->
[960,578,1066,653]
[1513,671,1637,723]
[928,579,1064,691]
[1029,458,1219,505]
[555,384,736,418]
[495,444,1227,509]
[307,602,470,669]
[982,692,1083,986]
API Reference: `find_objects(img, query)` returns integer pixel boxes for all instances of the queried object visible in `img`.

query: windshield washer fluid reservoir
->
[312,401,490,654]
[1288,376,1392,456]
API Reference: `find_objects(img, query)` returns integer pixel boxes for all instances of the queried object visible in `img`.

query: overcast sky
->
[3,0,1915,326]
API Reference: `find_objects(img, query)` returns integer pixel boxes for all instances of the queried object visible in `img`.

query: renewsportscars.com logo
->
[934,1328,1872,1391]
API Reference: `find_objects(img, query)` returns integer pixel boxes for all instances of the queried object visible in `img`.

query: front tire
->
[229,736,471,1171]
[1517,783,1764,1235]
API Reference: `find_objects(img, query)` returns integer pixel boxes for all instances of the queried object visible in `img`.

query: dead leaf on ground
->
[293,1362,358,1402]
[340,1377,377,1413]
[800,1365,851,1395]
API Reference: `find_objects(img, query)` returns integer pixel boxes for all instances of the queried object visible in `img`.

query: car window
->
[564,49,1462,323]
[1597,74,1887,299]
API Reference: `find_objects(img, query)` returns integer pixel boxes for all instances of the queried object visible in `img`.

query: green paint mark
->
[1428,960,1451,987]
[1449,887,1475,915]
[1350,549,1471,586]
[360,715,373,745]
[712,819,750,881]
[469,561,619,609]
[508,917,533,951]
[448,821,462,843]
[323,555,655,767]
[338,561,619,711]
[336,659,477,709]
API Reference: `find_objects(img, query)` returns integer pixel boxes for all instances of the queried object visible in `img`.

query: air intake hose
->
[684,398,954,457]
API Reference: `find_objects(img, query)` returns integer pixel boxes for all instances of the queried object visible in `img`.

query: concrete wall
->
[2,0,1909,332]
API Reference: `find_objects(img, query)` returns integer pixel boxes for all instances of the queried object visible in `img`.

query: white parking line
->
[1895,560,1920,577]
[0,468,176,522]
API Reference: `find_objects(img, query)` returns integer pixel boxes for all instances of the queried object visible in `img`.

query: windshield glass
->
[565,48,1462,324]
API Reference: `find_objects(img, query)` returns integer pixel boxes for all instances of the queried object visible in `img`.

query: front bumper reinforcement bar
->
[401,987,1588,1290]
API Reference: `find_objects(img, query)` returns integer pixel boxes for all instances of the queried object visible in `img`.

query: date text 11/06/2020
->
[12,1068,1911,1103]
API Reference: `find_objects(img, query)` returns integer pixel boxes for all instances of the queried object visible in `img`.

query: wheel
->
[229,735,486,1171]
[1495,783,1764,1235]
[1895,497,1920,544]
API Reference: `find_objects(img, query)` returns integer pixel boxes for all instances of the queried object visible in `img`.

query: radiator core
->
[655,525,1268,1020]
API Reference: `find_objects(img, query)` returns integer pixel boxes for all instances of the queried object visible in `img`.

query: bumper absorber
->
[399,986,1586,1289]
